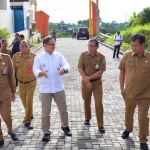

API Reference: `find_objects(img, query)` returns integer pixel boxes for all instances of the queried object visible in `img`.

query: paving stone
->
[0,38,150,150]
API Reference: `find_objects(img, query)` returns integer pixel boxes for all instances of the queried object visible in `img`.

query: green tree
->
[125,12,139,28]
[138,7,150,25]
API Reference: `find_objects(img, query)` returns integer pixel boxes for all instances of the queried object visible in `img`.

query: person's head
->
[43,36,55,54]
[88,39,99,55]
[117,31,120,35]
[131,33,145,55]
[15,33,19,40]
[1,40,8,49]
[19,34,25,41]
[19,40,30,55]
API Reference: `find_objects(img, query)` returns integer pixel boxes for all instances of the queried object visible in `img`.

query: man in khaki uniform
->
[119,34,150,150]
[78,39,106,133]
[12,40,36,130]
[0,40,12,57]
[0,53,18,146]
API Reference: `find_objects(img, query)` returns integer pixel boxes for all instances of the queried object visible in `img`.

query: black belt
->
[90,78,101,82]
[18,79,36,84]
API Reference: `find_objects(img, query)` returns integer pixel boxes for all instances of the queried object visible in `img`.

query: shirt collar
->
[0,47,8,51]
[19,51,31,57]
[43,50,54,55]
[132,50,147,57]
[87,51,98,56]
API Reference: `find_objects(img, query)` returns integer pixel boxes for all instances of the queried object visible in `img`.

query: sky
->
[36,0,150,24]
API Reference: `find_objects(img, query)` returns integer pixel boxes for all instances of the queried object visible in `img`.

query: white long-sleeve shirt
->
[33,50,70,93]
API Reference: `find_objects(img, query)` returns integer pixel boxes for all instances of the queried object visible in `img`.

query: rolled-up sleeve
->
[33,56,41,77]
[60,55,71,73]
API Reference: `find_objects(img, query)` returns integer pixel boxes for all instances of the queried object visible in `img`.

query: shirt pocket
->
[94,60,101,70]
[126,62,135,72]
[15,62,21,67]
[142,63,150,68]
[141,63,150,74]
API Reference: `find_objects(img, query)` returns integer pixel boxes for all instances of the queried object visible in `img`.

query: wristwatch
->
[63,68,68,73]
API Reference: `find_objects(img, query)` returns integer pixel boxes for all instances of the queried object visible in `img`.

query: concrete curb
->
[99,41,125,55]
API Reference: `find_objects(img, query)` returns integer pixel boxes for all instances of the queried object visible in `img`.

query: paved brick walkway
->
[0,38,150,150]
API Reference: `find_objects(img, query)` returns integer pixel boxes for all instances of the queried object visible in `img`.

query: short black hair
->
[89,39,99,46]
[2,40,7,44]
[131,33,145,44]
[43,36,54,45]
[15,32,19,36]
[19,40,29,46]
[19,34,24,39]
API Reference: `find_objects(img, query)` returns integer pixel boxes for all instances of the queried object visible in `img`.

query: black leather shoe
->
[140,143,149,150]
[0,140,4,146]
[99,127,105,134]
[31,116,34,119]
[24,123,33,130]
[8,133,18,141]
[61,126,72,136]
[121,130,131,139]
[84,120,90,125]
[42,134,50,142]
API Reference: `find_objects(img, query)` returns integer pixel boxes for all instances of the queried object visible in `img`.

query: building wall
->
[0,0,14,32]
[0,0,33,33]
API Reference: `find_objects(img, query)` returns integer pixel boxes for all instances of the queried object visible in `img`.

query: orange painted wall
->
[35,11,50,36]
[92,1,97,36]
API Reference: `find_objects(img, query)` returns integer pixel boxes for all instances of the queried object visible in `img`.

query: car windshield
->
[79,28,88,32]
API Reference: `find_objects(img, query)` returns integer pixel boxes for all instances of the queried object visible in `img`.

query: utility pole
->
[96,0,100,41]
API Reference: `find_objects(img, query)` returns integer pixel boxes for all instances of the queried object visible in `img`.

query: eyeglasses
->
[87,44,96,48]
[46,43,55,46]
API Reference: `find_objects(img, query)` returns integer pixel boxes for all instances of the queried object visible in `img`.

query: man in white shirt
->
[33,36,72,142]
[113,31,123,58]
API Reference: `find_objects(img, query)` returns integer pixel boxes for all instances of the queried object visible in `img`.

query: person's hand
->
[43,71,48,78]
[57,68,65,76]
[121,89,126,100]
[86,82,92,89]
[11,93,16,102]
[83,76,90,83]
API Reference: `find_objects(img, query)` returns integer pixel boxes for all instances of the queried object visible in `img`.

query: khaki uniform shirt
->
[0,47,12,57]
[78,51,106,89]
[119,51,150,99]
[12,52,36,82]
[0,53,16,101]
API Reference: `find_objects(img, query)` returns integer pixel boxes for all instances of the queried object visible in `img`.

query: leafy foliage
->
[106,24,150,51]
[100,21,125,34]
[0,28,10,40]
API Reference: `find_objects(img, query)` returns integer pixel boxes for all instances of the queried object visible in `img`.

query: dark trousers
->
[72,33,76,39]
[15,73,18,87]
[113,45,120,58]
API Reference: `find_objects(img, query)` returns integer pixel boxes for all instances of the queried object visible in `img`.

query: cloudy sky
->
[36,0,150,24]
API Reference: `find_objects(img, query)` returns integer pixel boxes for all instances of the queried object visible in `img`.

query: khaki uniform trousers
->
[18,81,36,123]
[82,81,104,127]
[0,98,13,140]
[40,90,68,134]
[125,97,150,143]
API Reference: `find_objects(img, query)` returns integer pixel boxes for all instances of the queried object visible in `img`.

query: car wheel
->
[87,36,89,40]
[77,37,79,40]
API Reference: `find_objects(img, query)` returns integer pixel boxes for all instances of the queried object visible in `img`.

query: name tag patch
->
[2,69,8,75]
[95,64,99,69]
